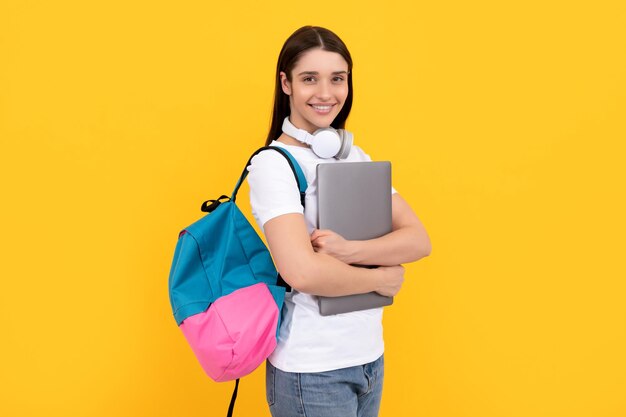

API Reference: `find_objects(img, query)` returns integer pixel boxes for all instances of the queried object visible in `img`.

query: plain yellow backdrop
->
[1,0,625,416]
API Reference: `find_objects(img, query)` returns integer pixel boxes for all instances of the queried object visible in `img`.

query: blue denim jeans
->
[266,355,384,417]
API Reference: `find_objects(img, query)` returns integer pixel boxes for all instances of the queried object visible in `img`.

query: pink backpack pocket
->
[179,282,279,382]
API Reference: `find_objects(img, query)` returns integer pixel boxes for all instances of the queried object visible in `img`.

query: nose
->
[316,79,332,101]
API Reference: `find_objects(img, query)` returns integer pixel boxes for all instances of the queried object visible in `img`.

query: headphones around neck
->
[281,116,353,159]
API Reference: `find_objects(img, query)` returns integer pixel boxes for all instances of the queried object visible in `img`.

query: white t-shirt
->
[246,139,397,373]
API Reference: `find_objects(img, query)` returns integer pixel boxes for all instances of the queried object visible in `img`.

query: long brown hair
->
[265,26,354,146]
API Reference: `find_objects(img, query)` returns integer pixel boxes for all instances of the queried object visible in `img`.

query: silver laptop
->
[317,161,394,316]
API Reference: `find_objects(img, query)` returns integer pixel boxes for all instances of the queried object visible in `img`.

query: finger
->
[311,229,331,242]
[315,228,333,234]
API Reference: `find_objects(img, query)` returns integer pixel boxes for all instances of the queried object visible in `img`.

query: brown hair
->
[265,26,354,146]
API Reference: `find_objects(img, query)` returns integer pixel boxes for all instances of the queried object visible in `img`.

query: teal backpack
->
[168,146,307,416]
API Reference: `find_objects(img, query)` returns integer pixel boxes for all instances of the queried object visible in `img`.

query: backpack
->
[168,146,307,417]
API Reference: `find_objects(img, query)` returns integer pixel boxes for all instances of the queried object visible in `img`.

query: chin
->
[310,114,338,128]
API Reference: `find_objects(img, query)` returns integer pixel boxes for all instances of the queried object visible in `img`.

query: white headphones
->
[282,116,353,159]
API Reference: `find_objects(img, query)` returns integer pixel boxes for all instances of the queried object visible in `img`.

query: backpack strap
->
[230,146,308,206]
[225,146,306,417]
[233,146,307,294]
[227,378,239,417]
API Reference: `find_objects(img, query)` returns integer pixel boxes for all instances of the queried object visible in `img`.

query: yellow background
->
[1,0,625,416]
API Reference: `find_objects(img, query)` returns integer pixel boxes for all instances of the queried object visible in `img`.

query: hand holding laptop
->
[310,228,353,264]
[374,265,405,297]
[310,228,405,297]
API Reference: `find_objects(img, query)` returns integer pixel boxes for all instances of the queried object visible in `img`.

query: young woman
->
[246,26,431,417]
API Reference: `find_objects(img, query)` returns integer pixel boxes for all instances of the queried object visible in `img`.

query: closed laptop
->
[317,161,394,316]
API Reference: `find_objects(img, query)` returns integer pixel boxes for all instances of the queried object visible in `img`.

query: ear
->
[280,71,291,96]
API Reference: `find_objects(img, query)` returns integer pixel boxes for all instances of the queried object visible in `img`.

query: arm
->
[263,213,405,297]
[311,193,431,266]
[247,149,404,297]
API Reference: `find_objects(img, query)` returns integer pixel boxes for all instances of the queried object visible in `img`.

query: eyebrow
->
[297,71,349,76]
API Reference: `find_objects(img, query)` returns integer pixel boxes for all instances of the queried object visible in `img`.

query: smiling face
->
[280,48,350,134]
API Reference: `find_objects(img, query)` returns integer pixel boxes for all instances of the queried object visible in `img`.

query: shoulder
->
[247,146,297,176]
[246,146,305,228]
[249,144,291,164]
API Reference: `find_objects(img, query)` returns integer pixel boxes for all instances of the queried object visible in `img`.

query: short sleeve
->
[246,150,304,230]
[353,146,398,195]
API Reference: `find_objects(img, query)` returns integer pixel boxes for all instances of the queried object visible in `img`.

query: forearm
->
[263,213,402,297]
[346,225,431,266]
[287,251,387,297]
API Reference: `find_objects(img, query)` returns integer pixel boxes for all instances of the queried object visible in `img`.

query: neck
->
[276,133,310,148]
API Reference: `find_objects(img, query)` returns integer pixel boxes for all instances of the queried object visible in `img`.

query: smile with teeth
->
[309,104,335,113]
